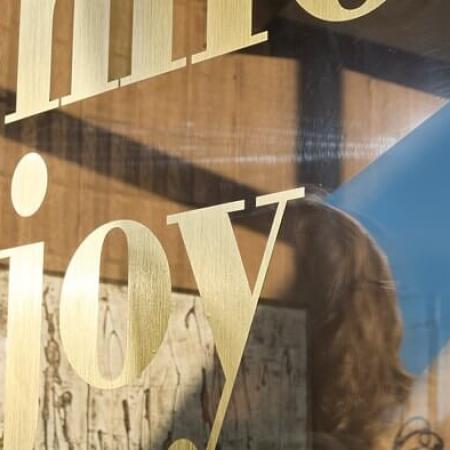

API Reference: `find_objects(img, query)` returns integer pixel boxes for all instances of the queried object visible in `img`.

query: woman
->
[283,198,412,450]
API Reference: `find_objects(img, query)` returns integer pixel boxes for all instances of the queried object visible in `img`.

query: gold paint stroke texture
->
[1,152,305,449]
[6,0,385,123]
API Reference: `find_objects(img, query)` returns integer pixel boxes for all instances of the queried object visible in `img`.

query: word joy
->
[2,152,304,450]
[6,0,386,124]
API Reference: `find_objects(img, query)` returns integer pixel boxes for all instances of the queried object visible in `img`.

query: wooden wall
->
[0,0,445,300]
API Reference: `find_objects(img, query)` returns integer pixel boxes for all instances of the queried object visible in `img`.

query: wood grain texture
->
[0,0,444,299]
[0,269,307,449]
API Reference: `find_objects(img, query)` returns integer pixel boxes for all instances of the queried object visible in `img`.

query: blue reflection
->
[327,103,450,374]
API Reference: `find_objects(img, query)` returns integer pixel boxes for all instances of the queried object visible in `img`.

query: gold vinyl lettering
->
[61,0,119,106]
[59,220,171,389]
[192,0,268,64]
[3,152,307,449]
[4,0,388,124]
[5,0,58,124]
[168,439,198,450]
[167,187,305,449]
[121,0,186,86]
[0,244,44,450]
[1,153,48,450]
[295,0,386,22]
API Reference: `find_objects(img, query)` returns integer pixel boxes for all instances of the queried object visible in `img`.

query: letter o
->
[60,220,171,389]
[296,0,386,22]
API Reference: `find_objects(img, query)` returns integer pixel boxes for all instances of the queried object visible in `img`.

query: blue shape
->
[327,103,450,374]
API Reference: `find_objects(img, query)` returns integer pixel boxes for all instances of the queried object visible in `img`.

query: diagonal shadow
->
[0,89,290,242]
[249,18,450,100]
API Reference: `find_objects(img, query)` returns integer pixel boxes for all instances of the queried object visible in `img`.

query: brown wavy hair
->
[285,199,412,450]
